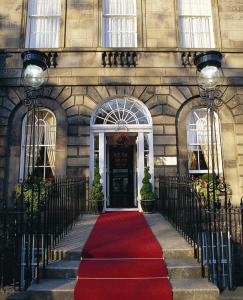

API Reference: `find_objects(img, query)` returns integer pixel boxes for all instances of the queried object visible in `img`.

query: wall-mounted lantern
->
[194,51,223,90]
[21,50,49,89]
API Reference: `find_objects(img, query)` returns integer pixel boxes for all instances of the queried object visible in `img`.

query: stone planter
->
[140,199,156,213]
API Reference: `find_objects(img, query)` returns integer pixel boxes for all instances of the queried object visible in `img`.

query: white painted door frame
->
[89,129,154,212]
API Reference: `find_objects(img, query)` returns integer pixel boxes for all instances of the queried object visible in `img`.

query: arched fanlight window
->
[19,109,56,181]
[186,108,222,175]
[94,98,149,125]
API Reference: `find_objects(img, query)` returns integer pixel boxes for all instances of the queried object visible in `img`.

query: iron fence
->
[157,176,243,290]
[0,177,89,291]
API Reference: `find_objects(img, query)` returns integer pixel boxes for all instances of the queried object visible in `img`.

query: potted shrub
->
[140,167,156,213]
[89,166,104,213]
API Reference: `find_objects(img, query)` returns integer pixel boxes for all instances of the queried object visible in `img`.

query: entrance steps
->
[27,213,219,300]
[145,214,219,300]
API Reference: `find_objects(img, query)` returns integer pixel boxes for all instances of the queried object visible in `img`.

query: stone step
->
[27,277,219,300]
[62,249,82,261]
[220,287,243,300]
[27,279,75,300]
[144,214,195,259]
[4,292,28,300]
[166,258,201,279]
[43,260,80,279]
[53,214,98,261]
[171,278,219,300]
[26,213,220,300]
[43,258,202,280]
[163,248,195,259]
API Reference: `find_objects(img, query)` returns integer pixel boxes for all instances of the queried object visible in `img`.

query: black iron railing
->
[157,176,243,290]
[0,177,89,291]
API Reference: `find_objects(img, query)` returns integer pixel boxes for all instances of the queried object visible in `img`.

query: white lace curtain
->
[178,0,215,48]
[25,0,61,48]
[187,109,222,173]
[22,110,56,180]
[103,0,137,47]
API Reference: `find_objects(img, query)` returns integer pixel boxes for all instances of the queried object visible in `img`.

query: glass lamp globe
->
[197,65,223,90]
[22,64,47,88]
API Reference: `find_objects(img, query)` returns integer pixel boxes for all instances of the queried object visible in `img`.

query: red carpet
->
[74,212,172,300]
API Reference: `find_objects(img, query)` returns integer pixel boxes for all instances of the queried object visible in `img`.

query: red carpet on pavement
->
[74,212,172,300]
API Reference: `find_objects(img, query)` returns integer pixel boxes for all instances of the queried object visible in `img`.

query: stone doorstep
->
[220,287,243,299]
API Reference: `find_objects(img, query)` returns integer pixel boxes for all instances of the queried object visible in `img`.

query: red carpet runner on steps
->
[74,211,172,300]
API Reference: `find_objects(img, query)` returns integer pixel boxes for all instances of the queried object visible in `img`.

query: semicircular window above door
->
[94,98,150,125]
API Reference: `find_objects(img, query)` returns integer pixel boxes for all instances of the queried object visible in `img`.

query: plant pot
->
[89,199,104,214]
[97,200,104,213]
[140,199,156,213]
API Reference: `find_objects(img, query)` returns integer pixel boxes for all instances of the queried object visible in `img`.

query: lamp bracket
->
[22,87,44,109]
[199,88,224,109]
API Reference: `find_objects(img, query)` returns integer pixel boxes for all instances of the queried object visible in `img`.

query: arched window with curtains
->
[19,108,56,182]
[25,0,61,48]
[102,0,137,47]
[186,108,222,175]
[178,0,215,48]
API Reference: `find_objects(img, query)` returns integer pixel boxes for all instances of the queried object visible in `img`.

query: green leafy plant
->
[89,166,104,201]
[193,174,232,206]
[15,176,47,214]
[140,167,155,200]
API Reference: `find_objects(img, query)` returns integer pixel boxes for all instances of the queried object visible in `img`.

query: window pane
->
[20,109,56,181]
[103,0,137,47]
[188,150,199,170]
[178,0,215,48]
[94,98,149,125]
[186,108,222,175]
[26,0,61,48]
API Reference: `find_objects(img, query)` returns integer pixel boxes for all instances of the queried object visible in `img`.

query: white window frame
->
[102,0,137,48]
[186,108,222,175]
[178,0,215,48]
[19,108,57,182]
[25,0,61,48]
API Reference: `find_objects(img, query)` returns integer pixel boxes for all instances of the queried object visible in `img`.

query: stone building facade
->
[1,0,243,208]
